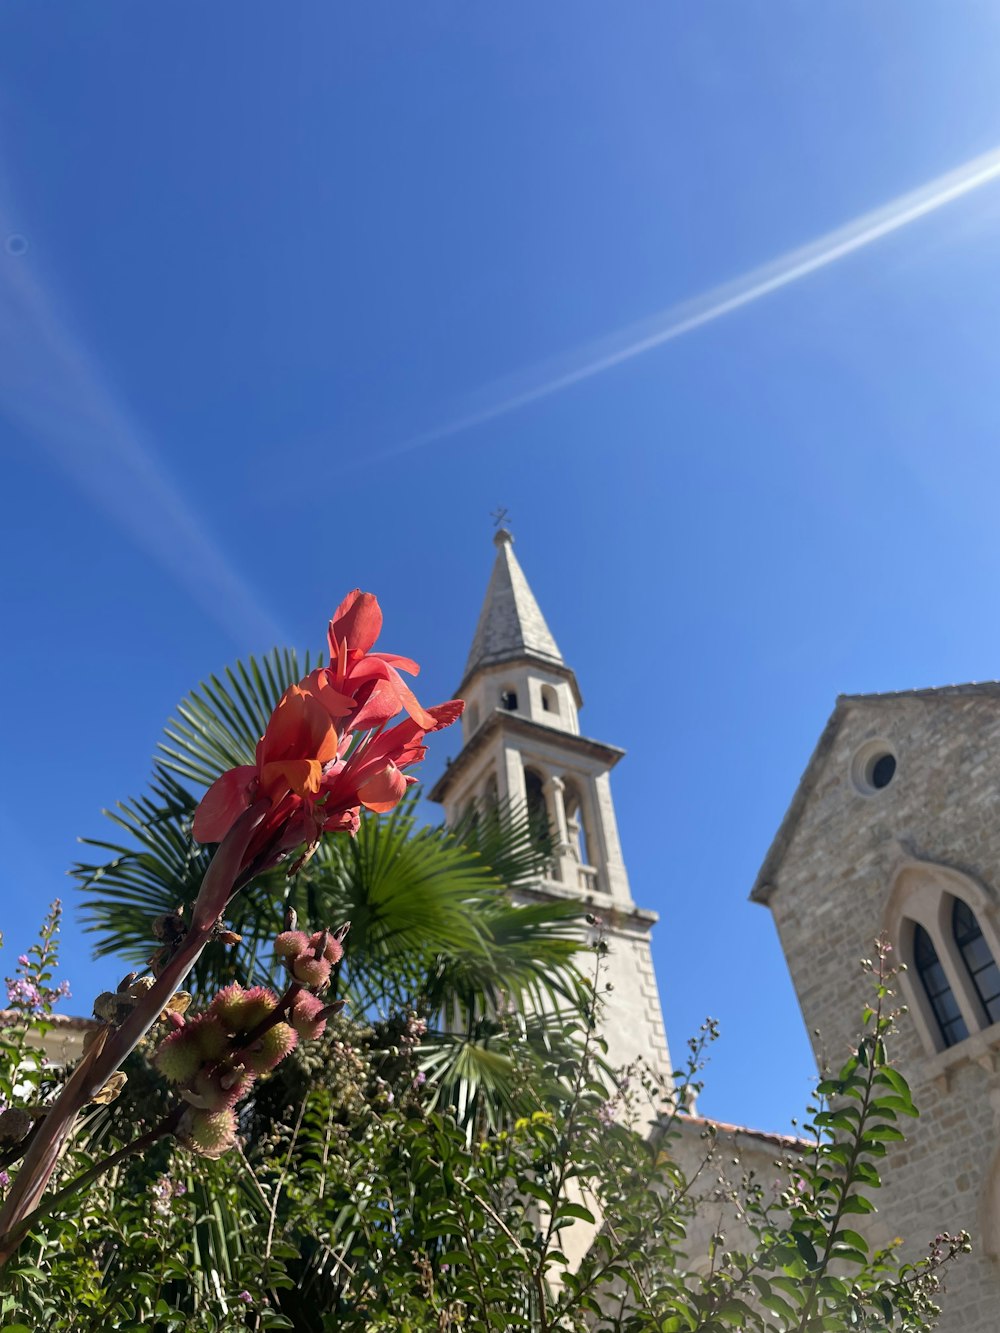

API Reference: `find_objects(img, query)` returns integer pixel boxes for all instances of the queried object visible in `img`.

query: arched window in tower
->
[913,923,969,1048]
[540,684,559,716]
[500,687,518,711]
[953,899,1000,1025]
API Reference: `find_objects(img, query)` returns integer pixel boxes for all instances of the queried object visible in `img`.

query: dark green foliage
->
[0,925,968,1330]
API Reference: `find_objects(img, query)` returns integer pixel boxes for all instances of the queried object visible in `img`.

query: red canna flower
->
[191,592,463,876]
[192,684,339,845]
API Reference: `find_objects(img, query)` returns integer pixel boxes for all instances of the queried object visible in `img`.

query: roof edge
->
[751,680,1000,904]
[749,701,847,904]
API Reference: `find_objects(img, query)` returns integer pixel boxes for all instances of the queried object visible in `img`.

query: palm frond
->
[450,795,555,888]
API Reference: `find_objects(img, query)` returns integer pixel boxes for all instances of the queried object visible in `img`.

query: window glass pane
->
[935,989,963,1025]
[913,923,967,1049]
[914,927,938,969]
[963,934,994,972]
[952,900,1000,1028]
[943,1013,970,1045]
[953,899,977,942]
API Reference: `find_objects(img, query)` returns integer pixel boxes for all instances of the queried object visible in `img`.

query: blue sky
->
[3,2,1000,1131]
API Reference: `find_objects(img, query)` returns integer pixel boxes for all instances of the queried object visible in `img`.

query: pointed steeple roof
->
[463,529,564,681]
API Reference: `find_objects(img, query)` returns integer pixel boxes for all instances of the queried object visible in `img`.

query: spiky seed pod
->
[292,955,331,989]
[243,1022,298,1074]
[211,983,249,1031]
[310,931,344,966]
[238,986,280,1030]
[154,1025,204,1085]
[189,1014,230,1062]
[274,930,311,960]
[210,984,278,1034]
[177,1106,237,1159]
[182,1065,254,1112]
[290,991,327,1040]
[211,982,250,1032]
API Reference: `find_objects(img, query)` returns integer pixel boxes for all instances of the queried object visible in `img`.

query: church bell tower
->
[429,529,671,1082]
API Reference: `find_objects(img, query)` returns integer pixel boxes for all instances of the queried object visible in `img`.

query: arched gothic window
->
[540,685,559,716]
[953,899,1000,1025]
[913,924,969,1049]
[500,688,518,711]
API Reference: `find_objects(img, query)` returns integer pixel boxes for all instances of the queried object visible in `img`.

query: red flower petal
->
[349,659,436,730]
[259,758,324,800]
[357,763,408,813]
[193,766,257,843]
[328,590,383,657]
[349,678,403,733]
[258,686,339,767]
[426,700,464,730]
[299,668,356,721]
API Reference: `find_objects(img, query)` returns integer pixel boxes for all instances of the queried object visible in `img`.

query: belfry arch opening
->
[523,768,553,865]
[563,780,591,868]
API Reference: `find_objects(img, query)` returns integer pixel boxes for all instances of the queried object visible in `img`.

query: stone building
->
[429,527,671,1084]
[751,685,1000,1330]
[437,532,1000,1326]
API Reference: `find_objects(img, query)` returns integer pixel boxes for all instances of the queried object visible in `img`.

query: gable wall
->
[765,693,1000,1331]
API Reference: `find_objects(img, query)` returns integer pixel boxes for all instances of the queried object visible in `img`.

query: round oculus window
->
[870,752,896,789]
[850,740,897,796]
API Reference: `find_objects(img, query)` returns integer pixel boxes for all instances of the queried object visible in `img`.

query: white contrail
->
[0,209,288,651]
[387,146,1000,458]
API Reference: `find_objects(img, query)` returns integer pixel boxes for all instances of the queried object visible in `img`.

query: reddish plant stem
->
[0,801,269,1269]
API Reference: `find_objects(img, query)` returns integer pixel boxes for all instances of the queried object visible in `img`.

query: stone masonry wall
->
[764,691,1000,1332]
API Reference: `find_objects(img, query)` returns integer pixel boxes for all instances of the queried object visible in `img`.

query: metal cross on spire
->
[490,506,510,530]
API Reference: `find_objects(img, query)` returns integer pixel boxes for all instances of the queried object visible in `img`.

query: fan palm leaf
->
[76,645,587,1036]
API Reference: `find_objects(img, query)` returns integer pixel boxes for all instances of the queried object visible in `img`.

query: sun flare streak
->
[0,212,286,649]
[390,146,1000,457]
